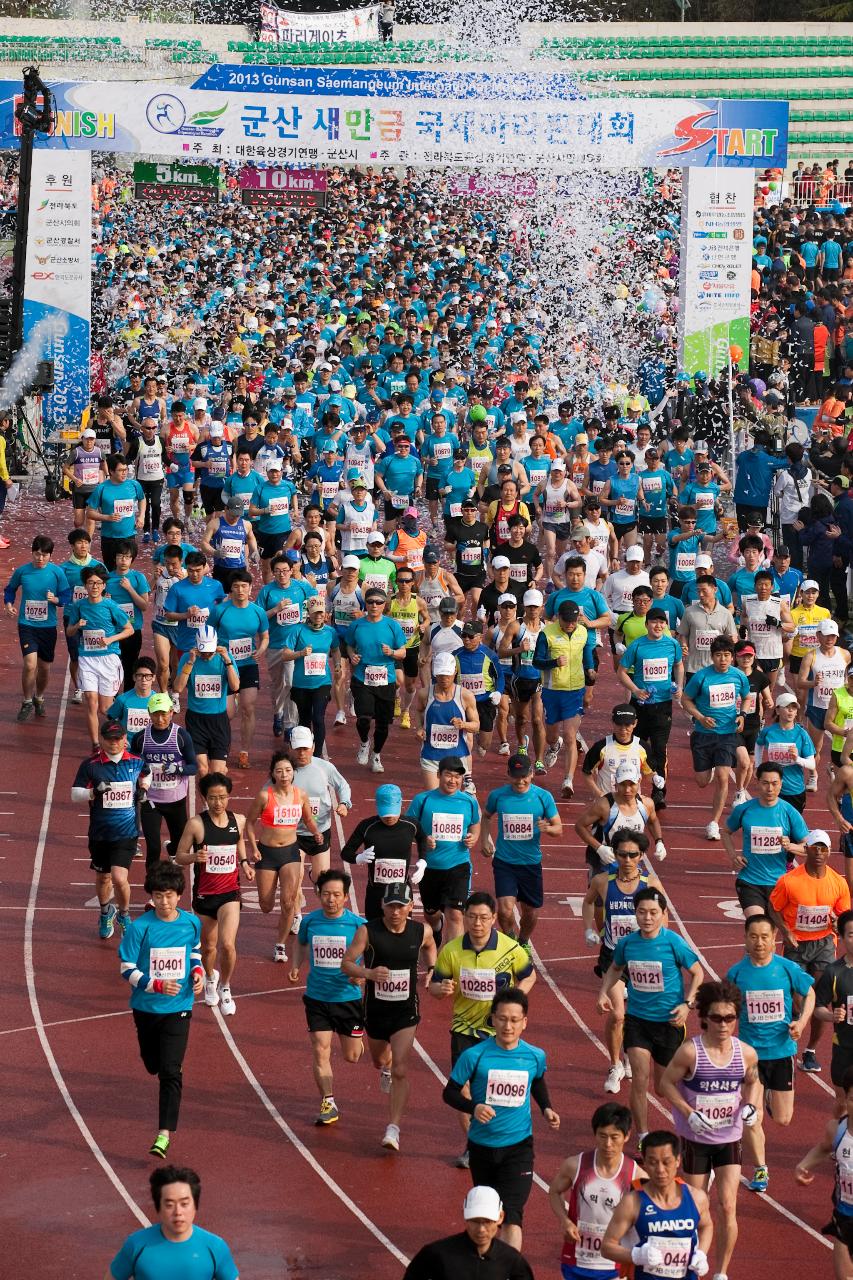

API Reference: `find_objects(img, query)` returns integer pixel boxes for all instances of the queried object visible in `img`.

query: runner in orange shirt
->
[770,828,851,1072]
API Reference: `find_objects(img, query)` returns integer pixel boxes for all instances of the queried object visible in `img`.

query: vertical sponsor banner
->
[23,149,91,427]
[679,166,753,380]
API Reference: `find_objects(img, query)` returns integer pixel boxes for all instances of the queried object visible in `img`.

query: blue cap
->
[376,784,402,818]
[284,549,300,564]
[347,466,363,481]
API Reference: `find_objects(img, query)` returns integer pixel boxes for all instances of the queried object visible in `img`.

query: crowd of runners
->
[4,160,853,1279]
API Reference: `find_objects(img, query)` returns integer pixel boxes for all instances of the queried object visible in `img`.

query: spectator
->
[772,443,813,568]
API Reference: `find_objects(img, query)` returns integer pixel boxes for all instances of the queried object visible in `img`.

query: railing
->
[790,179,853,204]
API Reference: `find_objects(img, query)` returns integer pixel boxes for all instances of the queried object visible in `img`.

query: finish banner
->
[259,2,379,44]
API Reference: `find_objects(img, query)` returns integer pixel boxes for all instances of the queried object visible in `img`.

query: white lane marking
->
[24,668,148,1227]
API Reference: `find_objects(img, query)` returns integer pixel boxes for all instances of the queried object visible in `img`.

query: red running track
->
[0,498,840,1278]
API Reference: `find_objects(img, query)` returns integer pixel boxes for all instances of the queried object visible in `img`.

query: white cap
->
[806,828,831,846]
[290,726,314,749]
[695,554,713,569]
[775,692,799,708]
[801,579,819,592]
[208,423,224,437]
[366,531,385,545]
[342,555,361,570]
[615,759,641,783]
[265,456,283,472]
[196,624,218,654]
[193,396,207,411]
[82,427,96,438]
[432,652,457,677]
[550,457,566,471]
[523,588,544,607]
[491,555,511,570]
[819,619,839,635]
[625,546,645,562]
[498,592,518,606]
[463,1186,503,1222]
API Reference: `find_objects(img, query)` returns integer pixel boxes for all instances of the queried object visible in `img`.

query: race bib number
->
[112,500,134,519]
[391,493,409,509]
[694,1091,739,1128]
[303,653,327,678]
[798,626,818,648]
[194,675,222,700]
[268,497,289,517]
[229,636,253,663]
[838,1165,853,1206]
[364,665,388,687]
[459,673,486,696]
[429,723,460,750]
[79,464,101,485]
[745,988,785,1024]
[138,456,161,480]
[375,968,410,1002]
[695,630,714,652]
[615,498,635,517]
[749,826,781,855]
[695,492,715,510]
[795,904,831,932]
[485,1068,529,1108]
[206,844,237,875]
[399,617,417,641]
[312,934,345,969]
[709,682,735,708]
[186,607,209,628]
[207,458,227,477]
[321,481,340,501]
[276,601,301,626]
[501,812,534,841]
[24,599,48,622]
[610,914,637,943]
[675,553,696,574]
[374,858,407,885]
[509,563,528,582]
[72,585,87,602]
[459,967,496,999]
[741,692,757,716]
[433,441,452,462]
[102,781,134,809]
[645,1236,692,1279]
[150,765,179,791]
[627,960,664,991]
[362,573,388,593]
[766,742,797,764]
[641,657,669,683]
[460,547,481,565]
[149,946,185,981]
[273,803,302,826]
[218,538,242,561]
[432,811,465,843]
[82,629,107,650]
[118,602,135,619]
[126,707,150,733]
[576,1220,607,1268]
[449,502,462,518]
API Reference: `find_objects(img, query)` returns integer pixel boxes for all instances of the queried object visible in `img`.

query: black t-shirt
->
[504,540,542,588]
[236,433,264,460]
[403,1232,534,1280]
[742,668,770,728]
[479,578,525,627]
[363,918,424,1018]
[815,958,853,1051]
[339,815,426,882]
[446,518,489,577]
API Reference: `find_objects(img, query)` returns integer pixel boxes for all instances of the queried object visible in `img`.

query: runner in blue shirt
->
[722,761,809,916]
[4,533,71,722]
[345,588,407,772]
[666,506,708,596]
[163,552,226,655]
[754,694,816,805]
[86,454,146,571]
[681,462,722,536]
[407,758,481,944]
[109,1165,239,1280]
[682,637,751,841]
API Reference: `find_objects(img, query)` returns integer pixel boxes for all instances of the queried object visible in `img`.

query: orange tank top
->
[260,784,305,830]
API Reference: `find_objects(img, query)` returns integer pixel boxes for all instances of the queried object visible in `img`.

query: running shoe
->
[149,1134,170,1159]
[170,693,180,714]
[16,700,34,723]
[357,741,370,766]
[561,777,574,799]
[273,713,284,738]
[519,939,533,958]
[379,1068,392,1094]
[453,1150,470,1169]
[806,775,818,792]
[98,904,117,939]
[576,732,588,754]
[748,1165,769,1193]
[334,709,347,726]
[219,986,236,1016]
[71,688,82,705]
[498,741,510,756]
[801,1049,821,1073]
[143,532,151,545]
[604,1062,625,1094]
[381,1123,400,1151]
[705,821,721,841]
[544,736,563,771]
[273,943,288,963]
[518,734,529,756]
[534,761,546,777]
[371,753,385,773]
[151,530,161,545]
[33,696,46,718]
[733,789,750,806]
[116,911,131,937]
[394,697,401,717]
[315,1097,339,1125]
[462,774,477,794]
[622,1054,632,1080]
[204,969,220,1006]
[236,750,250,770]
[290,912,302,935]
[400,710,411,730]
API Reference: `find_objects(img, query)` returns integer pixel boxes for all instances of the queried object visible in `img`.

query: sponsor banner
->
[133,159,221,201]
[678,166,753,379]
[259,1,379,44]
[23,150,91,427]
[0,77,788,168]
[238,164,327,207]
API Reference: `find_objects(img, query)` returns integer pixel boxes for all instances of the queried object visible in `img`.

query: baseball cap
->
[833,475,850,490]
[462,620,483,637]
[612,703,638,724]
[147,693,173,714]
[290,726,314,748]
[801,579,819,592]
[193,397,207,410]
[439,596,458,614]
[806,829,831,847]
[225,495,244,514]
[550,457,566,471]
[491,555,511,571]
[342,555,361,570]
[625,546,645,562]
[775,692,798,708]
[574,432,589,444]
[646,607,667,622]
[627,396,644,412]
[507,753,533,778]
[736,642,756,656]
[432,652,457,676]
[82,427,96,438]
[696,460,712,471]
[366,531,385,545]
[196,624,218,654]
[100,719,126,740]
[461,497,478,509]
[306,596,326,613]
[615,759,641,783]
[383,881,413,907]
[819,619,840,635]
[423,547,440,564]
[498,592,519,607]
[523,589,544,607]
[463,1186,503,1222]
[571,523,592,539]
[265,457,283,472]
[557,599,580,622]
[695,554,713,569]
[376,784,402,818]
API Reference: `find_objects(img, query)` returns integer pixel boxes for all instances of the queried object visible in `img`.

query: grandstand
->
[0,19,849,164]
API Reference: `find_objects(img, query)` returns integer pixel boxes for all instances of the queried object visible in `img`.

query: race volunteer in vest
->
[446,496,490,610]
[289,725,351,880]
[682,636,751,842]
[677,576,738,676]
[108,656,156,736]
[601,1130,712,1280]
[726,914,815,1193]
[4,534,71,724]
[769,829,850,1072]
[209,571,269,771]
[108,1165,239,1280]
[249,456,299,583]
[290,868,366,1127]
[342,880,436,1153]
[443,989,560,1252]
[72,718,151,941]
[660,979,760,1280]
[345,587,407,774]
[191,422,232,516]
[534,598,589,799]
[278,596,342,754]
[598,887,704,1143]
[118,860,203,1160]
[86,454,146,572]
[795,1065,853,1276]
[124,418,165,544]
[342,783,428,922]
[403,1184,534,1280]
[172,625,240,777]
[413,652,479,791]
[722,761,810,919]
[407,757,482,947]
[826,663,853,771]
[617,605,683,808]
[481,753,562,949]
[387,507,428,584]
[201,494,258,591]
[65,565,135,751]
[548,1102,642,1280]
[799,618,850,781]
[754,691,816,813]
[130,693,198,872]
[257,552,318,739]
[336,472,377,559]
[163,550,226,660]
[456,619,505,757]
[175,771,250,1020]
[64,427,107,533]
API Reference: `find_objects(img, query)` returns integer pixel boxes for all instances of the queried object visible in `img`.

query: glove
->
[614,642,626,656]
[95,780,110,793]
[631,1243,664,1269]
[688,1110,716,1136]
[409,858,427,885]
[168,463,180,473]
[741,1102,758,1127]
[690,1248,709,1278]
[164,763,183,777]
[654,839,667,862]
[355,847,375,865]
[652,773,666,790]
[490,691,503,706]
[596,843,615,866]
[584,928,600,948]
[766,614,781,628]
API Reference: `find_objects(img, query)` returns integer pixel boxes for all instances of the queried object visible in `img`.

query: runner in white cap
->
[403,1185,534,1279]
[413,652,479,791]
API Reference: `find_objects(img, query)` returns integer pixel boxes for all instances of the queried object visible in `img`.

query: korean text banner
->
[259,2,379,44]
[0,75,788,168]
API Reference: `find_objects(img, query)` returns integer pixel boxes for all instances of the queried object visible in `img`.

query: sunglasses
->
[706,1012,737,1024]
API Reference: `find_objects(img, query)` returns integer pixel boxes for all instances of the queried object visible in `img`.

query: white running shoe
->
[544,736,563,771]
[334,709,347,726]
[576,732,588,754]
[379,1068,392,1094]
[706,820,721,841]
[290,912,302,935]
[733,789,750,806]
[274,943,288,963]
[371,753,385,773]
[498,741,510,756]
[806,774,819,792]
[170,693,180,714]
[219,986,236,1016]
[462,774,477,794]
[604,1062,625,1093]
[357,741,370,766]
[622,1054,632,1080]
[381,1123,400,1151]
[204,969,220,1007]
[71,687,82,705]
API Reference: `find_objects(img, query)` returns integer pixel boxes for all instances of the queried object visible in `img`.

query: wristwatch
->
[686,998,696,1009]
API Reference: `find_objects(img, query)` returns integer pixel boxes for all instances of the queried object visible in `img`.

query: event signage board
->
[132,159,221,201]
[238,165,327,207]
[260,1,379,44]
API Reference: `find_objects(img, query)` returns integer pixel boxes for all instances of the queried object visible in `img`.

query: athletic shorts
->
[451,1030,484,1066]
[756,657,781,674]
[419,863,472,915]
[184,709,231,761]
[736,725,759,756]
[492,857,544,910]
[352,679,396,721]
[477,699,497,732]
[166,463,194,489]
[384,499,411,523]
[681,1137,742,1175]
[72,488,95,510]
[542,687,584,725]
[258,531,289,561]
[64,622,80,663]
[623,1013,685,1067]
[400,647,420,679]
[18,624,57,663]
[639,515,668,534]
[734,879,774,914]
[425,477,441,502]
[237,661,260,691]
[783,934,836,974]
[788,655,803,675]
[612,521,637,536]
[543,521,572,541]
[807,705,827,731]
[89,836,138,874]
[595,943,615,978]
[456,569,487,591]
[468,1137,534,1227]
[303,995,364,1038]
[365,1006,420,1042]
[510,675,541,704]
[690,729,738,772]
[254,840,301,871]
[297,828,331,856]
[823,1208,853,1255]
[151,621,178,643]
[757,1055,794,1092]
[78,652,123,697]
[192,890,241,920]
[782,790,807,813]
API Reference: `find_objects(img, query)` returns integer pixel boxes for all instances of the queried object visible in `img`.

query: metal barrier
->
[790,178,853,205]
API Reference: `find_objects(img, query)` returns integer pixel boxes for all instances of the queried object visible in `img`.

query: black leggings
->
[140,796,189,870]
[133,1008,192,1131]
[119,630,143,691]
[356,701,394,752]
[291,684,332,754]
[632,699,673,777]
[140,479,164,535]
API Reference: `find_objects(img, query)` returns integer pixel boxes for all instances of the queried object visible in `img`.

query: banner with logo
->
[259,2,379,44]
[678,166,754,379]
[133,159,221,201]
[23,150,91,428]
[0,76,788,169]
[239,165,327,207]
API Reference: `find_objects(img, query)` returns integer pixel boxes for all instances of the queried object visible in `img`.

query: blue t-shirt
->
[727,953,814,1059]
[727,568,759,617]
[638,466,675,518]
[208,600,268,668]
[284,621,340,688]
[152,540,196,567]
[344,615,407,686]
[612,926,699,1021]
[680,578,733,610]
[163,577,226,652]
[106,689,152,735]
[667,531,705,584]
[64,598,133,656]
[117,909,201,1015]
[450,1036,547,1148]
[87,477,145,538]
[257,579,318,647]
[298,908,365,1002]
[620,634,682,703]
[377,451,423,498]
[725,797,809,886]
[71,750,148,840]
[484,783,558,866]
[4,561,70,627]
[406,789,480,871]
[755,723,815,797]
[109,1224,238,1280]
[253,478,297,534]
[183,652,230,716]
[681,481,721,534]
[106,569,149,633]
[684,665,751,735]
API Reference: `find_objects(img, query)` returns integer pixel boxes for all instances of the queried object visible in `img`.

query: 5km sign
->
[133,160,221,202]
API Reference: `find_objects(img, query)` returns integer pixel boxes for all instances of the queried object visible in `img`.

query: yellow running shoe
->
[400,710,411,729]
